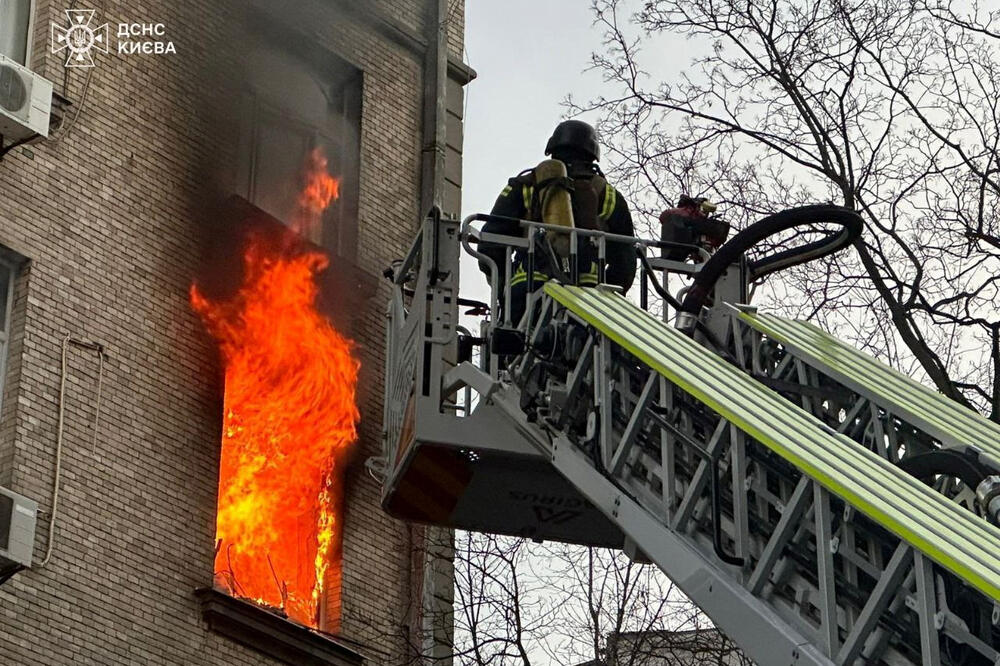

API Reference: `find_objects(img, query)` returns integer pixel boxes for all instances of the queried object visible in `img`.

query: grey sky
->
[462,2,608,218]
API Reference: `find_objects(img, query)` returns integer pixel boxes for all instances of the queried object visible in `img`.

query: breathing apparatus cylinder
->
[535,158,575,258]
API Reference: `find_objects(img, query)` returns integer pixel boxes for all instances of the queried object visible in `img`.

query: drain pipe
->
[419,2,455,664]
[419,0,449,218]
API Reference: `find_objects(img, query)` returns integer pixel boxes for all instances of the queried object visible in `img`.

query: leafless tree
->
[573,0,1000,418]
[451,532,560,665]
[451,534,750,665]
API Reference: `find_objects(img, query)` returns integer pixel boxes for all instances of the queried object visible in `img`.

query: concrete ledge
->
[196,588,366,666]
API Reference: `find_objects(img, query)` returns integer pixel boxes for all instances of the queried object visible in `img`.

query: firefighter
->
[478,120,637,325]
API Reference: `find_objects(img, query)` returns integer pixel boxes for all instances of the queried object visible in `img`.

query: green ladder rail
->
[545,283,1000,603]
[738,310,1000,467]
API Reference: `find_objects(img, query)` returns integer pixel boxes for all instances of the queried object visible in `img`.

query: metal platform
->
[380,215,624,548]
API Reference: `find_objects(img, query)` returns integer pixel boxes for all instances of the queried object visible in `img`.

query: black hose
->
[636,250,683,311]
[711,453,746,567]
[645,405,744,567]
[679,204,863,316]
[636,250,737,364]
[897,450,995,666]
[897,449,988,490]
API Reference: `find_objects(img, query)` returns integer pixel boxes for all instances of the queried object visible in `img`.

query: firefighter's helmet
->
[545,120,600,162]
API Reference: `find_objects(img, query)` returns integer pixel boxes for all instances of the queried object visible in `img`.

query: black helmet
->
[545,120,600,162]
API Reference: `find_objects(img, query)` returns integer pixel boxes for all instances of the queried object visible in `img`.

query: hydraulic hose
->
[636,249,737,364]
[679,204,863,318]
[897,449,988,491]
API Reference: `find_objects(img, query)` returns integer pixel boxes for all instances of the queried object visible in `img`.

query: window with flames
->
[192,38,362,633]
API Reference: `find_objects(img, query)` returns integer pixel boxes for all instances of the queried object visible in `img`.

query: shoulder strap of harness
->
[498,169,538,217]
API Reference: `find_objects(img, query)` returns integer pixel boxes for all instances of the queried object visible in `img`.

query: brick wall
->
[0,0,467,664]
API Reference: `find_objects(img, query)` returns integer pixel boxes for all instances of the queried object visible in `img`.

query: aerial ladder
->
[378,204,1000,666]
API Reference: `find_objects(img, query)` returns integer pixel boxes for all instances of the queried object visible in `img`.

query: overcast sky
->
[461,3,610,215]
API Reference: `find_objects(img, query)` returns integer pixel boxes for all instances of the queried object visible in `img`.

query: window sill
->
[195,587,366,666]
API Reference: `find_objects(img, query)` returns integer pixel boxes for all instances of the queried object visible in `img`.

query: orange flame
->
[191,149,358,629]
[293,148,341,239]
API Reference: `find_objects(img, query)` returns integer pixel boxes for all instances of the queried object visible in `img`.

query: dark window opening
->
[0,247,25,423]
[0,247,28,487]
[235,40,362,258]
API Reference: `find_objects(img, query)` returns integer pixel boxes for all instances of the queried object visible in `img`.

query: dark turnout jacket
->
[478,160,637,294]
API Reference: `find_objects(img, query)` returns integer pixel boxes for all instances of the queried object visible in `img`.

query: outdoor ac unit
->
[0,53,53,142]
[0,486,37,570]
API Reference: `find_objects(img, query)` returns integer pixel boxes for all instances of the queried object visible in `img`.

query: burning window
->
[192,151,360,631]
[192,39,362,635]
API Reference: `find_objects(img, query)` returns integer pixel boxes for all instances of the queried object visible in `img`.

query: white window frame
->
[0,0,38,67]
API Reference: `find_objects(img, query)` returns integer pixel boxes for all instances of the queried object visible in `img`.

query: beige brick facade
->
[0,0,467,664]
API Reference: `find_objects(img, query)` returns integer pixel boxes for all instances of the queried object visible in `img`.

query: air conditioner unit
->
[0,486,38,571]
[0,53,53,142]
